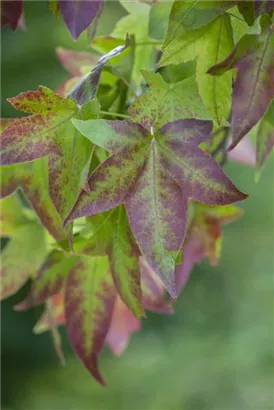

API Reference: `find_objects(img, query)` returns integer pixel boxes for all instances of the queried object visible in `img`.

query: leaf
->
[129,70,211,130]
[0,193,29,237]
[175,203,243,293]
[106,296,140,356]
[112,1,155,84]
[58,0,103,40]
[149,1,173,40]
[68,38,130,105]
[256,100,274,170]
[255,1,274,17]
[1,223,48,300]
[0,86,94,220]
[74,208,144,318]
[1,159,67,242]
[228,135,256,166]
[65,256,116,385]
[160,15,235,124]
[163,0,235,47]
[56,47,97,76]
[66,118,247,297]
[208,23,274,149]
[1,0,23,30]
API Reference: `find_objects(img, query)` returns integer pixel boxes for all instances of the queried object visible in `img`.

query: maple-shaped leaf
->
[256,100,274,170]
[129,70,211,130]
[164,0,235,46]
[106,296,140,356]
[1,223,48,300]
[1,0,24,30]
[1,159,67,242]
[0,86,94,220]
[66,118,247,297]
[65,256,116,385]
[175,203,243,293]
[208,21,274,150]
[160,14,234,124]
[58,0,103,40]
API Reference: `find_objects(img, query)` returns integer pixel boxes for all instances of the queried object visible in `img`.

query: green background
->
[1,2,273,409]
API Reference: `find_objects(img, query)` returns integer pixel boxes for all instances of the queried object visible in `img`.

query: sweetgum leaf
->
[129,70,211,130]
[175,204,243,293]
[1,223,48,300]
[164,0,235,46]
[256,100,274,170]
[67,118,247,297]
[58,0,103,40]
[1,159,67,242]
[65,256,116,385]
[160,15,234,124]
[106,296,140,356]
[0,87,94,219]
[208,23,274,150]
[1,0,23,30]
[149,1,173,40]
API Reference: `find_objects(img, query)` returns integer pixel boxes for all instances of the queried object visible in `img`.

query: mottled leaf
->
[129,70,211,130]
[160,15,234,124]
[208,23,274,149]
[256,100,274,169]
[66,118,247,296]
[65,256,116,385]
[106,296,140,356]
[58,0,103,40]
[1,223,48,300]
[175,203,243,293]
[1,0,23,30]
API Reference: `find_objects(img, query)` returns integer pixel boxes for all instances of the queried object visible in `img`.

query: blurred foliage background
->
[1,2,273,409]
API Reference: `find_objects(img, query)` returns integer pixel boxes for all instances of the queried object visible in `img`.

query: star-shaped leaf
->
[160,14,235,124]
[0,87,95,220]
[58,0,103,40]
[208,21,274,150]
[175,203,243,293]
[66,118,247,297]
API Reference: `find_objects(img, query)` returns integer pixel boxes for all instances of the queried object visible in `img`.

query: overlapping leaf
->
[208,21,274,149]
[1,0,24,30]
[1,223,48,300]
[58,0,103,40]
[129,70,211,130]
[66,118,247,296]
[175,204,243,293]
[0,87,94,220]
[160,14,234,124]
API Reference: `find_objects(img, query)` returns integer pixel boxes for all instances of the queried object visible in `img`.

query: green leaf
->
[160,15,234,124]
[65,256,116,385]
[149,1,173,40]
[164,0,235,47]
[129,70,211,129]
[1,223,48,300]
[0,193,29,237]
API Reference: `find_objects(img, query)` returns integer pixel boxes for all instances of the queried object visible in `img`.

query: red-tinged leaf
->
[58,0,103,40]
[175,204,243,293]
[73,208,144,318]
[68,39,129,105]
[1,87,94,219]
[228,135,256,166]
[106,296,140,356]
[1,223,48,300]
[1,160,68,242]
[208,24,274,150]
[67,118,247,297]
[65,256,116,385]
[140,257,173,314]
[56,47,97,76]
[1,0,23,30]
[0,193,29,237]
[256,100,274,170]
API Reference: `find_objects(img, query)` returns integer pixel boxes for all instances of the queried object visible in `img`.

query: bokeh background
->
[1,2,273,409]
